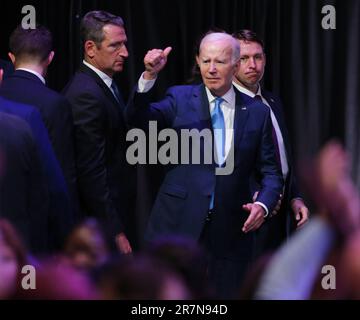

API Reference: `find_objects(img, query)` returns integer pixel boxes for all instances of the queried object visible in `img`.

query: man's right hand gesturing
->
[143,47,172,80]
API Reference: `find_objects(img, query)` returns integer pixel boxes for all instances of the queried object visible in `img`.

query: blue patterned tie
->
[111,80,122,105]
[211,97,226,166]
[209,97,225,210]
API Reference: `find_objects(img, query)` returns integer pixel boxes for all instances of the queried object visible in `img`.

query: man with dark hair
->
[126,32,283,298]
[63,11,136,253]
[8,25,53,62]
[0,25,78,227]
[232,29,309,254]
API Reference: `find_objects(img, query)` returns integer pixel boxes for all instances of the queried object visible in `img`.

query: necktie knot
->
[214,97,224,109]
[254,95,262,102]
[212,97,224,126]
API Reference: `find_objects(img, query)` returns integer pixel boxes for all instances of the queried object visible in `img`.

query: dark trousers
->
[254,203,296,259]
[199,210,251,299]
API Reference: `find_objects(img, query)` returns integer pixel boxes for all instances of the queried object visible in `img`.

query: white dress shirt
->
[205,86,235,159]
[16,67,46,84]
[83,60,119,101]
[233,82,289,182]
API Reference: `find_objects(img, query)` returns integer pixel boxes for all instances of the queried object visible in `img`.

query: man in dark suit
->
[0,96,72,252]
[0,25,78,221]
[232,30,309,254]
[63,11,136,253]
[0,110,48,254]
[126,32,283,298]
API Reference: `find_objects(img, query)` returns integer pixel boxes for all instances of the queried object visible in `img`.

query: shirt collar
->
[16,68,46,85]
[255,86,263,97]
[205,86,235,108]
[83,60,113,88]
[232,81,262,98]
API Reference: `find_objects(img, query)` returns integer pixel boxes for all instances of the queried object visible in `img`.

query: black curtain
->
[1,0,359,243]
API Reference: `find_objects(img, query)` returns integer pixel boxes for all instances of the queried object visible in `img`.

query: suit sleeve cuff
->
[137,72,157,92]
[254,201,269,218]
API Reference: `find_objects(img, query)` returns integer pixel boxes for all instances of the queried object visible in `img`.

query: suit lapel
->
[189,84,212,131]
[262,91,284,131]
[187,85,218,166]
[262,90,292,161]
[79,63,124,109]
[233,90,250,149]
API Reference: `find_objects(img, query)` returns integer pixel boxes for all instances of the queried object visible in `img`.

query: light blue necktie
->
[212,97,226,166]
[209,97,225,210]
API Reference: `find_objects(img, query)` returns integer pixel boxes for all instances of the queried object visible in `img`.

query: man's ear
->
[196,55,200,67]
[47,51,55,66]
[8,52,16,65]
[84,40,97,59]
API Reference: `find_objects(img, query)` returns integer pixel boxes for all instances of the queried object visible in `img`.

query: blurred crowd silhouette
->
[1,141,360,300]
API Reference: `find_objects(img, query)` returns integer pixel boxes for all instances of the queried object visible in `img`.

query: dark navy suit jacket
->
[0,110,49,253]
[0,96,72,251]
[0,59,14,79]
[261,90,301,202]
[63,63,136,242]
[126,84,283,260]
[255,90,302,251]
[0,69,78,220]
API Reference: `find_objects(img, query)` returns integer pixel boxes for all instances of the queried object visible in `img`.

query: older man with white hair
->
[126,32,283,298]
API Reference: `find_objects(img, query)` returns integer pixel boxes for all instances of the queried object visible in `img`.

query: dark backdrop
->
[1,0,359,243]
